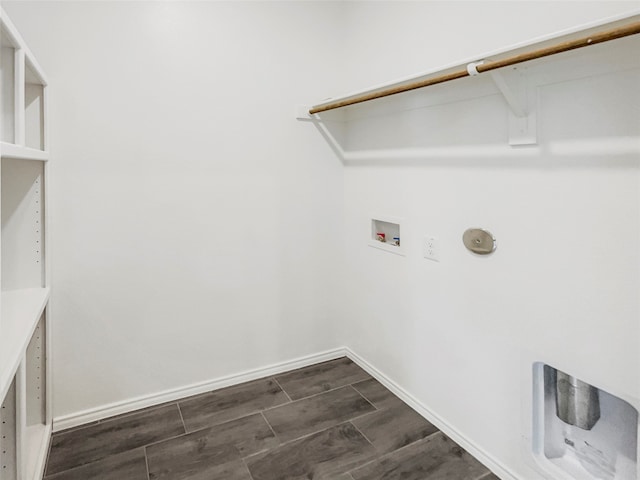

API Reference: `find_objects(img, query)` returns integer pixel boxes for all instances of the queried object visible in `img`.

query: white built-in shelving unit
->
[1,8,51,480]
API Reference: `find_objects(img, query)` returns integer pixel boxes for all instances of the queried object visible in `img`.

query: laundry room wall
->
[336,2,640,479]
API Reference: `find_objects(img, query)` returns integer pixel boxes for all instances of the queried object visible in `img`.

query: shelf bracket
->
[489,68,537,146]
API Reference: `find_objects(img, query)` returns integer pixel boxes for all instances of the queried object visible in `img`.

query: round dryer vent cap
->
[463,228,496,255]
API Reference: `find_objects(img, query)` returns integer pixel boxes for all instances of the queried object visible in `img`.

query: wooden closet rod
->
[309,21,640,115]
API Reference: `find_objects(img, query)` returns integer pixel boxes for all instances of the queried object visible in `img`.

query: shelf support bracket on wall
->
[489,70,526,118]
[491,69,537,146]
[490,68,537,146]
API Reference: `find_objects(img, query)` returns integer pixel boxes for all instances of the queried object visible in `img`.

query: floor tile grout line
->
[346,429,444,476]
[347,415,445,477]
[257,410,378,447]
[349,383,382,411]
[343,452,379,474]
[49,431,188,478]
[143,446,151,480]
[241,456,257,480]
[262,382,370,415]
[176,403,187,434]
[347,406,382,423]
[242,420,361,463]
[271,376,293,403]
[394,429,442,452]
[179,405,287,437]
[349,421,376,449]
[475,470,495,479]
[342,405,384,426]
[144,408,288,453]
[52,402,182,445]
[255,386,378,447]
[274,374,373,403]
[261,386,343,413]
[139,429,192,450]
[259,410,281,444]
[341,420,383,476]
[44,448,150,479]
[347,383,379,411]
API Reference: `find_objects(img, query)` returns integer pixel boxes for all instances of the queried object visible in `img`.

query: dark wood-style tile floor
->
[45,357,500,480]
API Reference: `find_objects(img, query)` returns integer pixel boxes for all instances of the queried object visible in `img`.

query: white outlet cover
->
[423,236,439,262]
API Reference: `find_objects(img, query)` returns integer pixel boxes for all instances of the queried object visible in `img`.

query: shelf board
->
[1,142,49,162]
[0,287,49,403]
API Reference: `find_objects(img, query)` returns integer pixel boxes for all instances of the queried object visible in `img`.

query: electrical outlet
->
[423,235,439,262]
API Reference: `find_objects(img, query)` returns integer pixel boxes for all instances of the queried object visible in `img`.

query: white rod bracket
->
[466,60,485,76]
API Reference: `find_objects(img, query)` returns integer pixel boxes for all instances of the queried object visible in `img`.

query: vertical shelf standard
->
[0,379,18,480]
[24,313,47,480]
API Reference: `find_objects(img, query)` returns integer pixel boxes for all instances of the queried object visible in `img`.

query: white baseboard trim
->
[344,346,520,480]
[52,347,347,432]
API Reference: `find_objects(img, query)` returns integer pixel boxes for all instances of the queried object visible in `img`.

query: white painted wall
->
[337,2,640,479]
[3,1,346,418]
